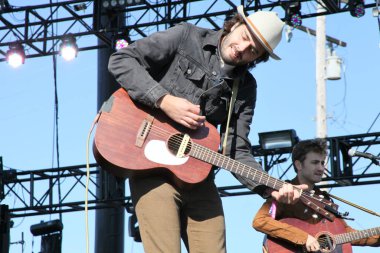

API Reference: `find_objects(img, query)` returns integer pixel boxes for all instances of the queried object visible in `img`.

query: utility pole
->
[315,3,331,191]
[294,4,346,139]
[316,3,327,139]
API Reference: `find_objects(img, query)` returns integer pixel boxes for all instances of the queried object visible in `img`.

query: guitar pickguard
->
[144,140,189,165]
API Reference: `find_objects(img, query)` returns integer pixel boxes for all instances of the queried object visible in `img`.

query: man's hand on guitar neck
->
[269,183,309,205]
[157,94,206,130]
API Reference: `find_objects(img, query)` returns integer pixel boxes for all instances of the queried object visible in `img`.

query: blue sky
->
[1,1,380,253]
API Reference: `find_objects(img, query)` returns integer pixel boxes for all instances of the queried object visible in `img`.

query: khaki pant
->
[129,174,226,253]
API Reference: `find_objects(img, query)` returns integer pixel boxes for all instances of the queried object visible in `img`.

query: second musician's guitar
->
[264,217,380,253]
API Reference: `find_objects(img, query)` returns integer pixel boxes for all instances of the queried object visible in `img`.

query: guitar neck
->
[190,143,285,191]
[190,141,339,221]
[334,226,380,245]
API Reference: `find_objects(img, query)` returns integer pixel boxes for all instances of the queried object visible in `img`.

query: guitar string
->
[191,140,334,215]
[147,124,333,205]
[145,124,335,215]
[321,227,380,246]
[277,225,380,249]
[317,232,349,249]
[177,132,333,209]
[317,236,335,249]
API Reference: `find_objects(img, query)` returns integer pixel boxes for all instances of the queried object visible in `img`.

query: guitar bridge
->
[176,134,190,158]
[135,115,154,147]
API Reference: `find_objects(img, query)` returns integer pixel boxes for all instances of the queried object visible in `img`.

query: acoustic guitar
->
[264,218,380,253]
[93,88,338,220]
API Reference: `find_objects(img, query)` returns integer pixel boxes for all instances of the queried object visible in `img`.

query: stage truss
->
[0,0,378,61]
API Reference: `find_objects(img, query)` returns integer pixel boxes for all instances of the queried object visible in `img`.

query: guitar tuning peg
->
[310,190,315,195]
[318,195,324,199]
[312,214,318,219]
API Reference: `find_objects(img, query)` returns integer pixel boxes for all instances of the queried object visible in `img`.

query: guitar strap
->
[222,77,239,155]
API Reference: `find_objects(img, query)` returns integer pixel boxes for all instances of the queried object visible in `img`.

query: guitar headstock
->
[300,191,339,221]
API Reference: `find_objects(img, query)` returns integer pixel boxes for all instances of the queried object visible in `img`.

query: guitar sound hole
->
[167,133,192,156]
[318,233,334,252]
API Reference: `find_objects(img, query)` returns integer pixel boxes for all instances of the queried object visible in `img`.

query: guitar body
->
[93,88,220,184]
[265,218,352,253]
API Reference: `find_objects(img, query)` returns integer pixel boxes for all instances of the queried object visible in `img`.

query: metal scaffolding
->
[0,0,377,62]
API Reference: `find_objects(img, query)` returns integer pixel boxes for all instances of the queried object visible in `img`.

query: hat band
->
[245,17,273,51]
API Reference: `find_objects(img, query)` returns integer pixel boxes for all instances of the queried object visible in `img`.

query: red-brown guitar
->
[264,218,380,253]
[93,88,338,220]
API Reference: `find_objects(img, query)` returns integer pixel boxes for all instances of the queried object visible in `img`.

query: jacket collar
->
[202,29,223,49]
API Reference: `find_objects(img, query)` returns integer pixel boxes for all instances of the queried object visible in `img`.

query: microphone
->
[348,149,380,162]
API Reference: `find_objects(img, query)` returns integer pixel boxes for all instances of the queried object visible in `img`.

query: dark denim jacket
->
[108,22,264,192]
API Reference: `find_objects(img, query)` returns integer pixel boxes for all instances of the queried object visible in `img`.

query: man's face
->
[220,23,266,66]
[296,152,326,186]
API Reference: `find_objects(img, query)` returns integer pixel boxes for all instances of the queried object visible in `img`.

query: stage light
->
[289,13,302,26]
[259,129,299,151]
[102,0,145,9]
[113,30,131,50]
[349,0,365,18]
[0,0,11,12]
[30,219,63,236]
[31,220,63,253]
[283,1,302,27]
[6,43,25,68]
[115,39,129,50]
[73,3,87,11]
[59,34,78,61]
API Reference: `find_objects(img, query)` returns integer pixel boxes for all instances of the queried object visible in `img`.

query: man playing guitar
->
[253,139,380,252]
[106,5,307,253]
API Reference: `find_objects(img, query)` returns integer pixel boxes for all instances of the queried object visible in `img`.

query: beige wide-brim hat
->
[237,5,284,60]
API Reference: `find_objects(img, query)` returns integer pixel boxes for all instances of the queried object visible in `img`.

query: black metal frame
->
[0,0,377,62]
[1,163,131,218]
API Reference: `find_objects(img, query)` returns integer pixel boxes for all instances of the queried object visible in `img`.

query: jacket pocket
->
[174,57,206,95]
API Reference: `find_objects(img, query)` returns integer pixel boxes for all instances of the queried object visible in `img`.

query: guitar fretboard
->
[335,227,380,244]
[190,143,285,190]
